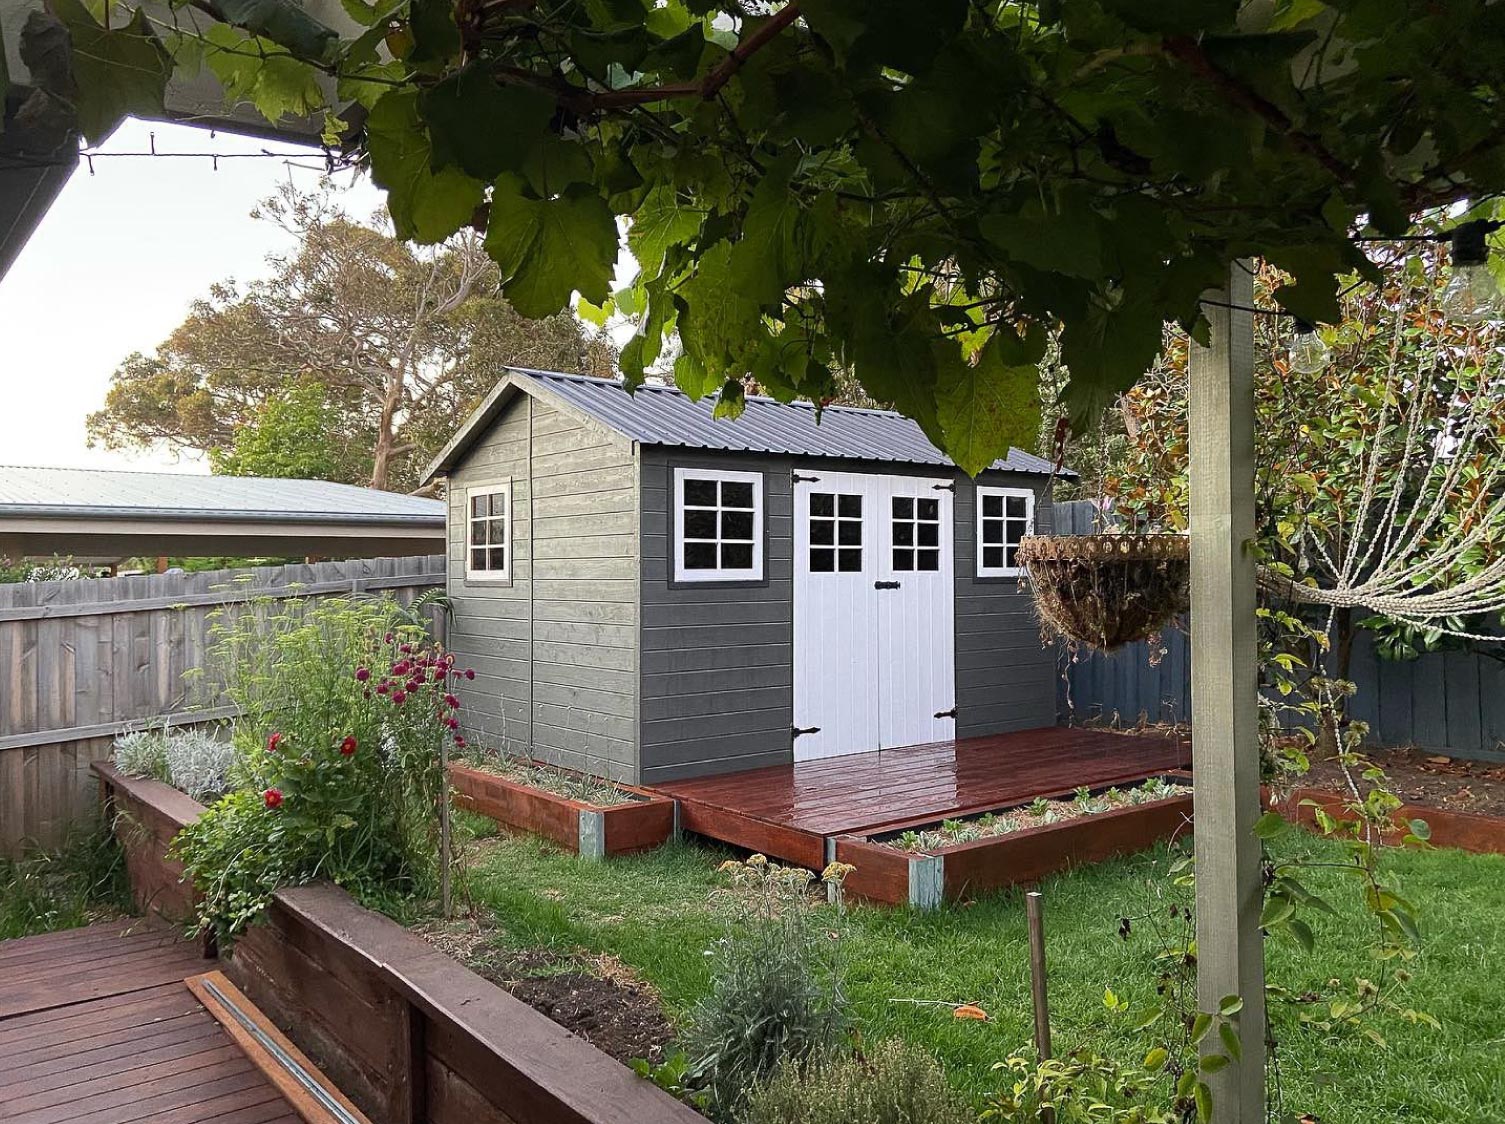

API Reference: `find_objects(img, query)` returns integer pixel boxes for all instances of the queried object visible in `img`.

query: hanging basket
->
[1016,534,1190,650]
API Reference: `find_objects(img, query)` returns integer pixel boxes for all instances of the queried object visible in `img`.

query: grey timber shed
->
[424,369,1066,785]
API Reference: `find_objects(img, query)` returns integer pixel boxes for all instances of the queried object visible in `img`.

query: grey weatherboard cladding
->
[438,371,1061,785]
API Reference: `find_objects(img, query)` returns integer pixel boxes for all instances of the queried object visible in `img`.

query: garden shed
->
[425,369,1068,785]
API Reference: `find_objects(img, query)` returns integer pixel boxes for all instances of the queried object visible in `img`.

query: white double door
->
[793,470,956,762]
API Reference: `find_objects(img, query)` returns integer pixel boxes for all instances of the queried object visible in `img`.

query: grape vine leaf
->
[483,174,617,318]
[366,90,485,244]
[937,328,1046,475]
[45,0,169,145]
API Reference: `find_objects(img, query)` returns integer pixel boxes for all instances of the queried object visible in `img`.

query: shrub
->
[739,1040,972,1124]
[684,856,852,1119]
[171,595,468,944]
[983,1051,1175,1124]
[113,729,169,784]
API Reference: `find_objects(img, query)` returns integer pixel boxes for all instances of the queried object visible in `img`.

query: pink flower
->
[391,690,407,704]
[267,732,283,753]
[355,667,370,682]
[263,788,283,809]
[464,668,475,680]
[339,735,358,756]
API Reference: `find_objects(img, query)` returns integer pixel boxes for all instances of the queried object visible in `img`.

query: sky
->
[0,119,386,475]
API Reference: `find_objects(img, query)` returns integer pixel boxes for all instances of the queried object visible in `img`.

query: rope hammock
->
[1257,317,1505,641]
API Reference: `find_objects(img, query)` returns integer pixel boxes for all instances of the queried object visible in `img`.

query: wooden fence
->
[1053,502,1505,761]
[0,555,445,857]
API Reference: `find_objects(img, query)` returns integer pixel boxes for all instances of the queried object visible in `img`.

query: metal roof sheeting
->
[0,466,445,524]
[511,369,1065,475]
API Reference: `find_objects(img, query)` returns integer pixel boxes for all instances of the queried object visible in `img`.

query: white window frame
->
[975,485,1034,577]
[673,467,764,583]
[465,481,513,582]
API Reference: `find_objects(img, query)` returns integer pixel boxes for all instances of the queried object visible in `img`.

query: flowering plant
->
[172,595,473,943]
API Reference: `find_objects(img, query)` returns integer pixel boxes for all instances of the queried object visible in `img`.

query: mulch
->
[1303,747,1505,818]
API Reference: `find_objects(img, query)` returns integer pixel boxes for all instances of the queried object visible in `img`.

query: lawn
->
[455,822,1505,1124]
[0,826,130,941]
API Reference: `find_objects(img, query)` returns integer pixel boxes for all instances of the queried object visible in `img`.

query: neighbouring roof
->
[426,368,1071,481]
[0,466,445,525]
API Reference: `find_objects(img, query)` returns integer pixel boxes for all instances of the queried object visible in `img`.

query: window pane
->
[1005,517,1027,545]
[893,548,914,571]
[684,478,717,506]
[489,546,507,571]
[471,496,487,517]
[982,518,1003,545]
[721,542,754,569]
[1005,545,1020,569]
[893,521,914,546]
[838,548,862,572]
[490,492,509,516]
[982,546,1004,569]
[684,541,718,569]
[918,521,938,547]
[1006,496,1027,518]
[810,548,835,572]
[685,510,718,539]
[721,509,754,540]
[838,519,861,545]
[488,518,506,543]
[838,493,862,518]
[721,480,754,508]
[811,519,834,545]
[917,497,939,521]
[811,492,834,517]
[470,548,487,571]
[918,548,940,571]
[982,494,1002,518]
[469,520,487,547]
[892,495,913,518]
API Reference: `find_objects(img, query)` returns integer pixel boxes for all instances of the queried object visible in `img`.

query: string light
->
[1441,219,1505,324]
[1287,319,1331,375]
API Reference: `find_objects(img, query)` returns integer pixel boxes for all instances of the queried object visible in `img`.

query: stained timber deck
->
[649,727,1191,868]
[0,918,300,1124]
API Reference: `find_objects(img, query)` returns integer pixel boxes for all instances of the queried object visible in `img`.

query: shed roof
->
[0,466,444,524]
[427,369,1068,481]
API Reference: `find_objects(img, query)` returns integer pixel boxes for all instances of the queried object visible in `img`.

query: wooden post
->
[1188,263,1266,1120]
[1025,890,1051,1061]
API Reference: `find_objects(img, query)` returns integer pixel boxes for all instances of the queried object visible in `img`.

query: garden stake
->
[439,735,452,918]
[1027,891,1051,1061]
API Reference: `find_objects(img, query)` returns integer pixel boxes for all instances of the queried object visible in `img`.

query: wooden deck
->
[650,727,1191,867]
[0,919,300,1124]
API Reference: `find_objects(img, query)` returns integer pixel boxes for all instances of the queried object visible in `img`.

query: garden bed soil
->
[837,790,1194,908]
[1303,747,1505,818]
[449,762,675,858]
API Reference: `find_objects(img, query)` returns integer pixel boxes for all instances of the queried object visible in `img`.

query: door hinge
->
[792,472,821,483]
[874,580,901,589]
[792,725,822,739]
[932,482,956,492]
[934,707,957,720]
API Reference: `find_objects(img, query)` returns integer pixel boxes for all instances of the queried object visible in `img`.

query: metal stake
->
[1026,890,1051,1061]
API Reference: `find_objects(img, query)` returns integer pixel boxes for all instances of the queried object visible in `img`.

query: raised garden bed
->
[91,759,706,1124]
[836,781,1195,908]
[1274,785,1505,855]
[449,762,675,859]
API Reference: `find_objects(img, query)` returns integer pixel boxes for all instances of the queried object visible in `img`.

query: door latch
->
[874,580,901,589]
[792,472,821,483]
[932,482,956,492]
[934,707,957,720]
[791,725,822,738]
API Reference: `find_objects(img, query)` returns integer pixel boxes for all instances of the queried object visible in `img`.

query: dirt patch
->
[1303,747,1505,818]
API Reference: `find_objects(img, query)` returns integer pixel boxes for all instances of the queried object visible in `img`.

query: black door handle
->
[792,725,821,738]
[874,580,901,589]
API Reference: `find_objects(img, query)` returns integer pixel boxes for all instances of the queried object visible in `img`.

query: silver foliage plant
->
[113,726,234,803]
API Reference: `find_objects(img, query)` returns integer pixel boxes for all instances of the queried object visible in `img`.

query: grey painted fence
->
[0,555,445,857]
[1053,502,1505,761]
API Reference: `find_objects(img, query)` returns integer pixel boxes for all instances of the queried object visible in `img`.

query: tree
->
[86,186,616,491]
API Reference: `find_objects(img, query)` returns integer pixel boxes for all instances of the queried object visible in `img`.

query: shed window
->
[891,495,941,572]
[466,483,511,581]
[673,468,764,582]
[808,491,863,573]
[976,486,1033,576]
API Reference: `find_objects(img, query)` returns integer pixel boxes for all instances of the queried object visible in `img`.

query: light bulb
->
[1443,220,1505,324]
[1441,261,1504,324]
[1288,321,1330,375]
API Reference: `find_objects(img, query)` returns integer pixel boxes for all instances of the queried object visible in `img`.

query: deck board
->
[650,727,1189,864]
[0,921,300,1124]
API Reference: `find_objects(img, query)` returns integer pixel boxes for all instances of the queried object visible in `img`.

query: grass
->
[0,825,131,941]
[454,821,1505,1124]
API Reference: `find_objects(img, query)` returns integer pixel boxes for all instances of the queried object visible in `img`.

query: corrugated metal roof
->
[444,369,1065,476]
[0,466,445,524]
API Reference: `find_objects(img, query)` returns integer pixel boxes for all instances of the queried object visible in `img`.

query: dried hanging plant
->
[1017,534,1189,650]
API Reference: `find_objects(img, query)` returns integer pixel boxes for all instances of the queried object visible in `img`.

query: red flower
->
[355,667,370,682]
[391,690,407,704]
[392,660,410,676]
[400,643,413,654]
[267,732,283,753]
[443,694,460,709]
[464,668,476,680]
[339,735,358,756]
[376,682,390,695]
[263,788,283,809]
[384,632,394,643]
[444,717,459,730]
[454,735,467,748]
